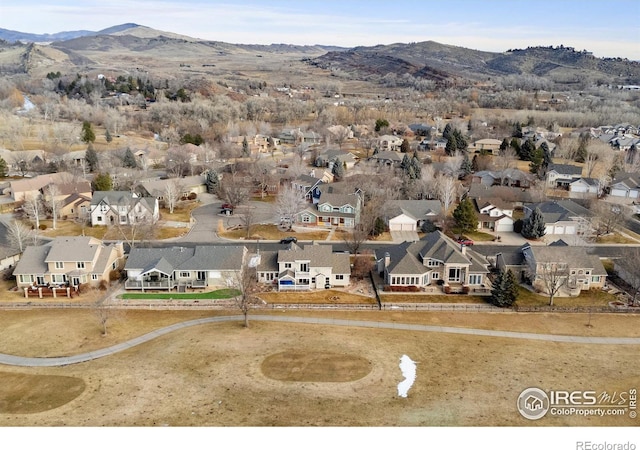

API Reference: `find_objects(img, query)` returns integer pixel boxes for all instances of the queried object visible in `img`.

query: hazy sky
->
[2,0,639,59]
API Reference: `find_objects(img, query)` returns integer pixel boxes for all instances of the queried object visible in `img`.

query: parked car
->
[221,203,234,210]
[456,237,474,246]
[280,236,297,244]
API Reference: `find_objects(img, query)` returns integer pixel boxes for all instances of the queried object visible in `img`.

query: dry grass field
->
[219,224,329,241]
[0,308,638,426]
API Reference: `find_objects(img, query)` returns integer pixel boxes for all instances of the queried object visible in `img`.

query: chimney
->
[384,252,390,268]
[460,244,467,256]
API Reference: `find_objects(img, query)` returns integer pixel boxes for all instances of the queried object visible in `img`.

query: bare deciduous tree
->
[528,261,569,306]
[225,262,261,328]
[616,248,640,306]
[276,185,307,231]
[23,192,43,229]
[163,179,184,214]
[6,219,32,252]
[219,173,250,208]
[44,184,62,230]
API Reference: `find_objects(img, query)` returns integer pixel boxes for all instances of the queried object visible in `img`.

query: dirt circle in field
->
[0,372,86,414]
[261,351,372,382]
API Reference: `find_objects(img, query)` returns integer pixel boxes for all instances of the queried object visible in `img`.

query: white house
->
[377,135,404,152]
[474,199,514,233]
[386,200,442,232]
[609,174,640,200]
[90,191,159,227]
[569,178,601,196]
[546,163,583,188]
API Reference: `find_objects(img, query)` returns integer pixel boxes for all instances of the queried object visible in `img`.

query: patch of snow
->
[397,354,417,398]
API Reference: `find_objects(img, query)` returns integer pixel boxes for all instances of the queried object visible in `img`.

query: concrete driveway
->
[390,230,420,243]
[178,199,280,243]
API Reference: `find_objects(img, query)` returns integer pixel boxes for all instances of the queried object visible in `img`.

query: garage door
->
[390,222,415,231]
[564,225,576,234]
[495,222,513,232]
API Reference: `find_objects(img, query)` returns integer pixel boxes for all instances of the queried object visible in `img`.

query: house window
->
[427,260,439,267]
[120,215,127,223]
[77,262,85,269]
[284,263,292,269]
[311,277,316,283]
[448,268,461,282]
[302,215,311,223]
[180,272,190,278]
[335,274,344,280]
[19,274,34,283]
[97,216,103,222]
[591,276,600,283]
[300,263,309,272]
[91,274,99,280]
[55,262,64,269]
[432,272,439,280]
[468,274,482,285]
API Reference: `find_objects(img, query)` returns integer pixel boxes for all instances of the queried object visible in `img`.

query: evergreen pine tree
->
[452,129,468,150]
[400,154,410,171]
[85,144,99,173]
[521,207,546,239]
[452,198,478,233]
[332,160,344,179]
[490,269,518,307]
[442,123,453,140]
[460,153,473,177]
[242,136,249,156]
[81,120,96,144]
[410,154,422,179]
[122,148,138,168]
[529,147,544,176]
[445,134,458,156]
[105,129,113,143]
[519,138,536,161]
[205,169,220,194]
[513,122,523,138]
[400,139,411,153]
[500,138,509,152]
[0,157,7,178]
[92,172,113,191]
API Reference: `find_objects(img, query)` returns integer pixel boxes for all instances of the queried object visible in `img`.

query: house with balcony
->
[296,191,361,228]
[469,138,503,155]
[546,163,583,188]
[12,236,125,289]
[90,191,159,226]
[377,135,404,151]
[375,231,491,294]
[124,245,246,291]
[521,244,607,295]
[255,243,350,291]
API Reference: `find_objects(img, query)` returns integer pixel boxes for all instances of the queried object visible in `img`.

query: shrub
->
[109,270,122,281]
[77,283,90,294]
[188,192,197,200]
[38,224,47,230]
[99,280,109,291]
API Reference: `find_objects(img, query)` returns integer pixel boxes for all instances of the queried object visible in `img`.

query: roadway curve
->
[1,315,639,367]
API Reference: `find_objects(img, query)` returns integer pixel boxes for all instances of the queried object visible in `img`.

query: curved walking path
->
[2,314,640,367]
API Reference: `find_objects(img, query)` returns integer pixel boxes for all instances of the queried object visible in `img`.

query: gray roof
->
[318,192,359,207]
[125,246,246,273]
[12,245,49,275]
[375,231,489,276]
[524,245,604,271]
[524,200,592,223]
[277,244,334,267]
[386,200,441,220]
[371,151,403,162]
[255,251,278,272]
[467,184,537,203]
[45,236,101,263]
[548,163,583,176]
[0,220,20,261]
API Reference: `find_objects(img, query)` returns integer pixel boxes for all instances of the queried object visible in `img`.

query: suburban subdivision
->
[0,14,638,431]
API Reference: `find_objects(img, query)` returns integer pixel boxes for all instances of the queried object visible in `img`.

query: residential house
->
[0,148,46,176]
[522,244,607,295]
[278,129,322,145]
[134,175,207,201]
[291,174,324,203]
[523,200,592,236]
[59,193,92,221]
[609,173,640,200]
[468,184,539,207]
[370,151,403,166]
[471,169,534,188]
[375,232,491,294]
[9,171,78,202]
[256,243,350,291]
[473,198,514,233]
[469,138,503,154]
[12,236,125,289]
[408,123,435,136]
[315,149,358,170]
[546,163,583,188]
[90,191,159,226]
[569,178,601,197]
[377,135,404,152]
[124,245,246,291]
[385,200,442,232]
[297,191,362,228]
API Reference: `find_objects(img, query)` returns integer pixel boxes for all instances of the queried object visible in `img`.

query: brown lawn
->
[0,308,637,426]
[514,286,616,307]
[220,224,329,241]
[259,290,376,305]
[380,294,488,304]
[159,201,199,223]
